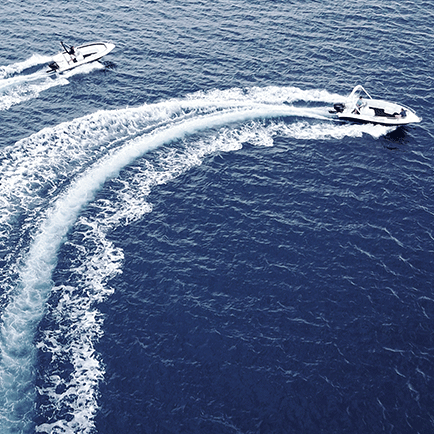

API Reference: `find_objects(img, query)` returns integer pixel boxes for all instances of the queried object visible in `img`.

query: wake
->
[0,87,394,433]
[0,54,105,111]
[0,54,52,79]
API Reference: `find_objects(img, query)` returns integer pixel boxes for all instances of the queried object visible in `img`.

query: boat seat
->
[369,107,397,118]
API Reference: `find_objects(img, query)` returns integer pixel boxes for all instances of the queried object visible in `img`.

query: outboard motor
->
[333,103,345,113]
[48,61,60,71]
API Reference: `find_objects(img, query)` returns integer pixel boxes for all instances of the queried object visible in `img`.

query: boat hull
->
[337,112,420,126]
[331,85,421,126]
[48,42,115,73]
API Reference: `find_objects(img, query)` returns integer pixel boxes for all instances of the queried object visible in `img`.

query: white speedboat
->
[330,85,421,126]
[47,41,115,73]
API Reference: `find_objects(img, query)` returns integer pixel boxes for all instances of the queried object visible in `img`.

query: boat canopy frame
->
[348,85,373,101]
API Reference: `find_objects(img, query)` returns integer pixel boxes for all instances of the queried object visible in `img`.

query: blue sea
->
[1,1,433,433]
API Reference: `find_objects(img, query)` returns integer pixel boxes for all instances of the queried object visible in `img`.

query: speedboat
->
[47,41,115,73]
[330,85,421,126]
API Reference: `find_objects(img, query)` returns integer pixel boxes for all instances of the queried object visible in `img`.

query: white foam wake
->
[0,71,68,111]
[0,54,52,79]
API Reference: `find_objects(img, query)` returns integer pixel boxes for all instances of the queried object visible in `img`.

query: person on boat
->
[68,46,77,63]
[352,96,365,114]
[399,108,407,118]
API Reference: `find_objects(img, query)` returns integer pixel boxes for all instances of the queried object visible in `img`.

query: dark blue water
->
[1,1,433,433]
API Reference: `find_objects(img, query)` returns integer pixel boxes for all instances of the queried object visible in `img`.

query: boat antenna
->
[60,41,69,53]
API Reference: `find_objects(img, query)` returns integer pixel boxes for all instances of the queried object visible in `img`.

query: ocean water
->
[0,0,433,433]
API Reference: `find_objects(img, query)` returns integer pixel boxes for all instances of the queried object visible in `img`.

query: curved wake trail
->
[0,88,393,433]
